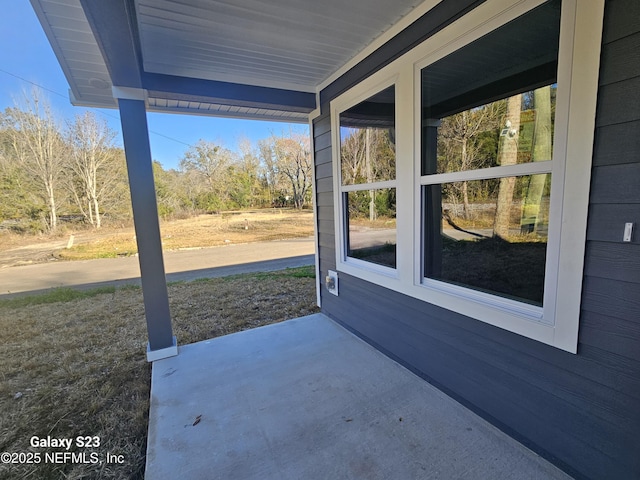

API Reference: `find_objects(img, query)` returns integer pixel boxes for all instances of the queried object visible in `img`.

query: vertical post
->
[115,88,177,361]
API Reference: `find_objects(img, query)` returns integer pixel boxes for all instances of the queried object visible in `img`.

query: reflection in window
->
[423,86,556,175]
[341,127,395,185]
[346,189,396,268]
[424,175,550,305]
[340,85,395,185]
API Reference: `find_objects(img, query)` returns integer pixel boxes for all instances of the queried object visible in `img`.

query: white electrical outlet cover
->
[623,223,633,242]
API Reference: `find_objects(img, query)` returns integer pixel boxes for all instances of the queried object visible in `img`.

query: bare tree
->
[231,138,262,208]
[438,103,502,219]
[340,127,367,184]
[66,111,118,228]
[340,127,394,185]
[265,134,312,209]
[4,90,66,231]
[258,138,285,205]
[180,140,231,187]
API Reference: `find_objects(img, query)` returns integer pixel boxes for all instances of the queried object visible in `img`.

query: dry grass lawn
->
[0,266,318,479]
[0,209,314,266]
[60,209,314,260]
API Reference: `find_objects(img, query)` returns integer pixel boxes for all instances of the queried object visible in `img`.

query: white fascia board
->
[29,0,85,106]
[69,90,118,109]
[309,93,322,120]
[112,86,148,102]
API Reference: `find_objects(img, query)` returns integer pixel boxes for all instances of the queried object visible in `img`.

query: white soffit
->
[135,0,423,92]
[30,0,117,108]
[147,97,309,123]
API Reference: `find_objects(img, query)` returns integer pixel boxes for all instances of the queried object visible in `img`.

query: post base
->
[147,336,178,362]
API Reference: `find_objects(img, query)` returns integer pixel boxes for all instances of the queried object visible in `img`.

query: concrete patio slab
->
[146,313,572,480]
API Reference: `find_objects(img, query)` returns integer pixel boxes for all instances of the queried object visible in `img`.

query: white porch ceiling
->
[30,0,424,121]
[136,0,421,93]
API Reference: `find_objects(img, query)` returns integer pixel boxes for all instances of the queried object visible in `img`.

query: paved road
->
[0,237,315,297]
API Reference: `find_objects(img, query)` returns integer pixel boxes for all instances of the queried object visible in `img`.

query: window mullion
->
[341,180,396,192]
[420,161,553,186]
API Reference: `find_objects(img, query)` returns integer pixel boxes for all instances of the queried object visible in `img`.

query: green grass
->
[251,265,316,279]
[0,286,120,308]
[186,265,316,285]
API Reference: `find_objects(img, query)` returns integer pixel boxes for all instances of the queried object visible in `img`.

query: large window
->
[421,0,560,308]
[330,0,604,352]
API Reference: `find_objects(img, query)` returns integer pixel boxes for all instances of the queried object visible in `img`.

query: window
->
[421,0,560,309]
[338,85,397,271]
[331,0,604,352]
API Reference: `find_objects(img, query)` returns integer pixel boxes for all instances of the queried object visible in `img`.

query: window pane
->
[340,86,395,185]
[423,175,550,305]
[424,86,556,175]
[346,188,396,268]
[421,0,560,175]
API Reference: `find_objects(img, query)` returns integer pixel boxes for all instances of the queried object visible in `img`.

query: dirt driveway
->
[0,231,112,268]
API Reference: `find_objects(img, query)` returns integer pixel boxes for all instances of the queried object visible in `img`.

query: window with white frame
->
[338,85,398,271]
[331,0,604,352]
[420,1,560,308]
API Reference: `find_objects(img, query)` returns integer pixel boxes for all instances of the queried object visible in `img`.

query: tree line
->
[0,90,313,234]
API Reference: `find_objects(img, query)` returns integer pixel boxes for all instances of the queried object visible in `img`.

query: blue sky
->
[0,2,308,170]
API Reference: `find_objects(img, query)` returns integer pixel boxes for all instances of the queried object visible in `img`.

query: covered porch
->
[29,1,603,478]
[146,313,570,479]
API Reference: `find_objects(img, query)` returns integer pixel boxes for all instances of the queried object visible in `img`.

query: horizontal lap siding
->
[314,1,640,479]
[583,0,640,412]
[313,112,337,276]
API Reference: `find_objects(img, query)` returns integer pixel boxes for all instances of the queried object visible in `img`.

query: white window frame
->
[331,0,604,353]
[331,75,404,279]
